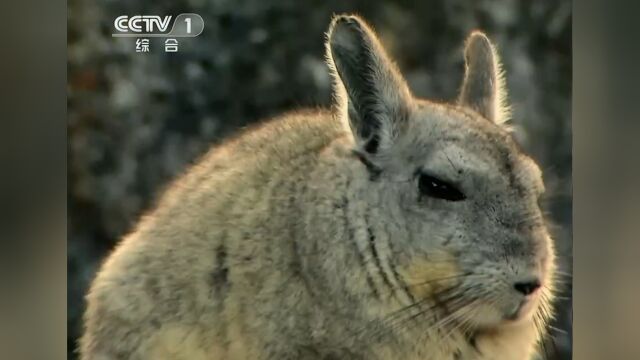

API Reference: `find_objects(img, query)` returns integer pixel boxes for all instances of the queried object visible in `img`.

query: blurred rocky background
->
[67,0,571,358]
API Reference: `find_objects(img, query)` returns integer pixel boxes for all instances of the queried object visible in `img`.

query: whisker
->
[533,315,550,360]
[424,285,487,335]
[371,282,486,342]
[349,285,463,343]
[438,300,480,339]
[548,325,568,335]
[379,287,468,338]
[404,272,475,288]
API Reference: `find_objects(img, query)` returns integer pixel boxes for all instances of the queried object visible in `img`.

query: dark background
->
[67,0,572,359]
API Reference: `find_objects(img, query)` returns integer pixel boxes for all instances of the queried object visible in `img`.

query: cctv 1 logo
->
[112,13,204,37]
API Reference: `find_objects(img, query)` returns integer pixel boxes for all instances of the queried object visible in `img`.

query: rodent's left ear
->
[458,31,511,125]
[326,14,413,155]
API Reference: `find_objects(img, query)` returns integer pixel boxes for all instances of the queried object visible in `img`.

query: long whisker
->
[423,298,485,358]
[439,300,479,336]
[404,285,484,338]
[342,285,452,343]
[404,272,475,288]
[359,282,481,343]
[369,286,466,339]
[335,271,493,350]
[441,300,481,342]
[534,313,551,360]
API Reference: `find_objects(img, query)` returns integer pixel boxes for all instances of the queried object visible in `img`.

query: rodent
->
[80,14,557,360]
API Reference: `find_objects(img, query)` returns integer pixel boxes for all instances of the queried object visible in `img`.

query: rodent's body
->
[82,111,350,359]
[81,15,556,360]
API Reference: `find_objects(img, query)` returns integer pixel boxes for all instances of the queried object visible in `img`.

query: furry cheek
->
[396,252,461,299]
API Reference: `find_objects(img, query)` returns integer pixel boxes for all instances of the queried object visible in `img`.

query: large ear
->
[458,31,511,124]
[326,15,412,154]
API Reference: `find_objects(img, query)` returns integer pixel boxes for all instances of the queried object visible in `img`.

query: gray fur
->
[81,14,556,360]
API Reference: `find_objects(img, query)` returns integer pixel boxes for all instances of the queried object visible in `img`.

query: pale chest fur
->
[375,322,538,360]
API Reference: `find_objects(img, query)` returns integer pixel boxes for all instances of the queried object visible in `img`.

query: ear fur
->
[458,31,511,124]
[325,14,412,154]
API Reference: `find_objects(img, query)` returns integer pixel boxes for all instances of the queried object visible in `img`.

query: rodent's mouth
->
[452,290,542,332]
[503,295,538,323]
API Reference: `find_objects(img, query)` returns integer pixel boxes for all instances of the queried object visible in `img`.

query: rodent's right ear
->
[458,31,511,125]
[325,14,412,155]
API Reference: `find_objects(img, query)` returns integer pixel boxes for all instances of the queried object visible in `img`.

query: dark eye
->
[418,173,466,201]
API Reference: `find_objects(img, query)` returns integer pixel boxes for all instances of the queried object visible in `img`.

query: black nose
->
[513,279,541,296]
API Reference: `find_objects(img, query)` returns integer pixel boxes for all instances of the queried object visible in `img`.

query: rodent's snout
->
[500,271,544,322]
[513,277,541,296]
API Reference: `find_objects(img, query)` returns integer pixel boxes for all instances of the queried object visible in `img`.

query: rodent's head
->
[326,15,555,332]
